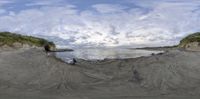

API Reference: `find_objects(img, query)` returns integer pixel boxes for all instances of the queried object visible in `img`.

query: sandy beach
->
[1,0,200,98]
[0,47,200,99]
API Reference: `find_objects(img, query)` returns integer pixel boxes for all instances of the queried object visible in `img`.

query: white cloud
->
[92,4,128,14]
[0,1,200,47]
[0,9,6,14]
[0,0,13,6]
[0,0,13,4]
[25,1,55,6]
[25,0,70,7]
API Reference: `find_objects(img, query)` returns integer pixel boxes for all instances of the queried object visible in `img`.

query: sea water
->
[55,48,163,61]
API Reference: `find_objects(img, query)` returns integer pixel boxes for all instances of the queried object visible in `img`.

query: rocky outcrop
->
[0,32,55,50]
[179,32,200,51]
[183,42,200,51]
[0,42,40,51]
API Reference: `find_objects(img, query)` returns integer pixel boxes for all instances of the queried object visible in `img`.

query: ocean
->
[55,48,163,61]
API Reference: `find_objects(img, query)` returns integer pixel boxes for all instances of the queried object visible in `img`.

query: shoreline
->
[54,47,165,62]
[1,47,200,98]
[131,45,179,51]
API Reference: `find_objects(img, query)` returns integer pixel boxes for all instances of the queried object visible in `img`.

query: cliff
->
[0,32,55,49]
[179,32,200,51]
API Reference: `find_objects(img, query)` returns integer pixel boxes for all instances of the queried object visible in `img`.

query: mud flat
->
[0,47,200,99]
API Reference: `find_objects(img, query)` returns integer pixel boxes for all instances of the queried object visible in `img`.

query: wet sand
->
[0,48,200,99]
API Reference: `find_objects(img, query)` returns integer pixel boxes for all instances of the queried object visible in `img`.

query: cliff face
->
[183,42,200,51]
[0,32,55,50]
[179,32,200,51]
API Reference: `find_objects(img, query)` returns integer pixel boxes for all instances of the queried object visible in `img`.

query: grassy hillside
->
[0,32,55,48]
[179,32,200,47]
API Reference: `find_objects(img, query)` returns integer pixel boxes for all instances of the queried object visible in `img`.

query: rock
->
[13,42,23,48]
[185,42,200,51]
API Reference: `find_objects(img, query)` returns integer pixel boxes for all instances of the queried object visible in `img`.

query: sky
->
[0,0,200,48]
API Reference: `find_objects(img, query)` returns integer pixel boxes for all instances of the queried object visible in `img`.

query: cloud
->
[0,0,13,6]
[25,1,57,6]
[0,0,200,47]
[0,9,6,14]
[92,4,128,14]
[25,0,69,7]
[0,0,13,4]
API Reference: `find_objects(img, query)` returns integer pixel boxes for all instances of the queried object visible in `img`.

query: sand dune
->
[0,48,200,99]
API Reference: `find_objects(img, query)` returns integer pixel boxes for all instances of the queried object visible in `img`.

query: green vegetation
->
[179,32,200,47]
[0,32,55,48]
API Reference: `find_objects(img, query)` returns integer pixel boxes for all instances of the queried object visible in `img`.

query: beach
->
[0,0,200,98]
[0,47,200,99]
